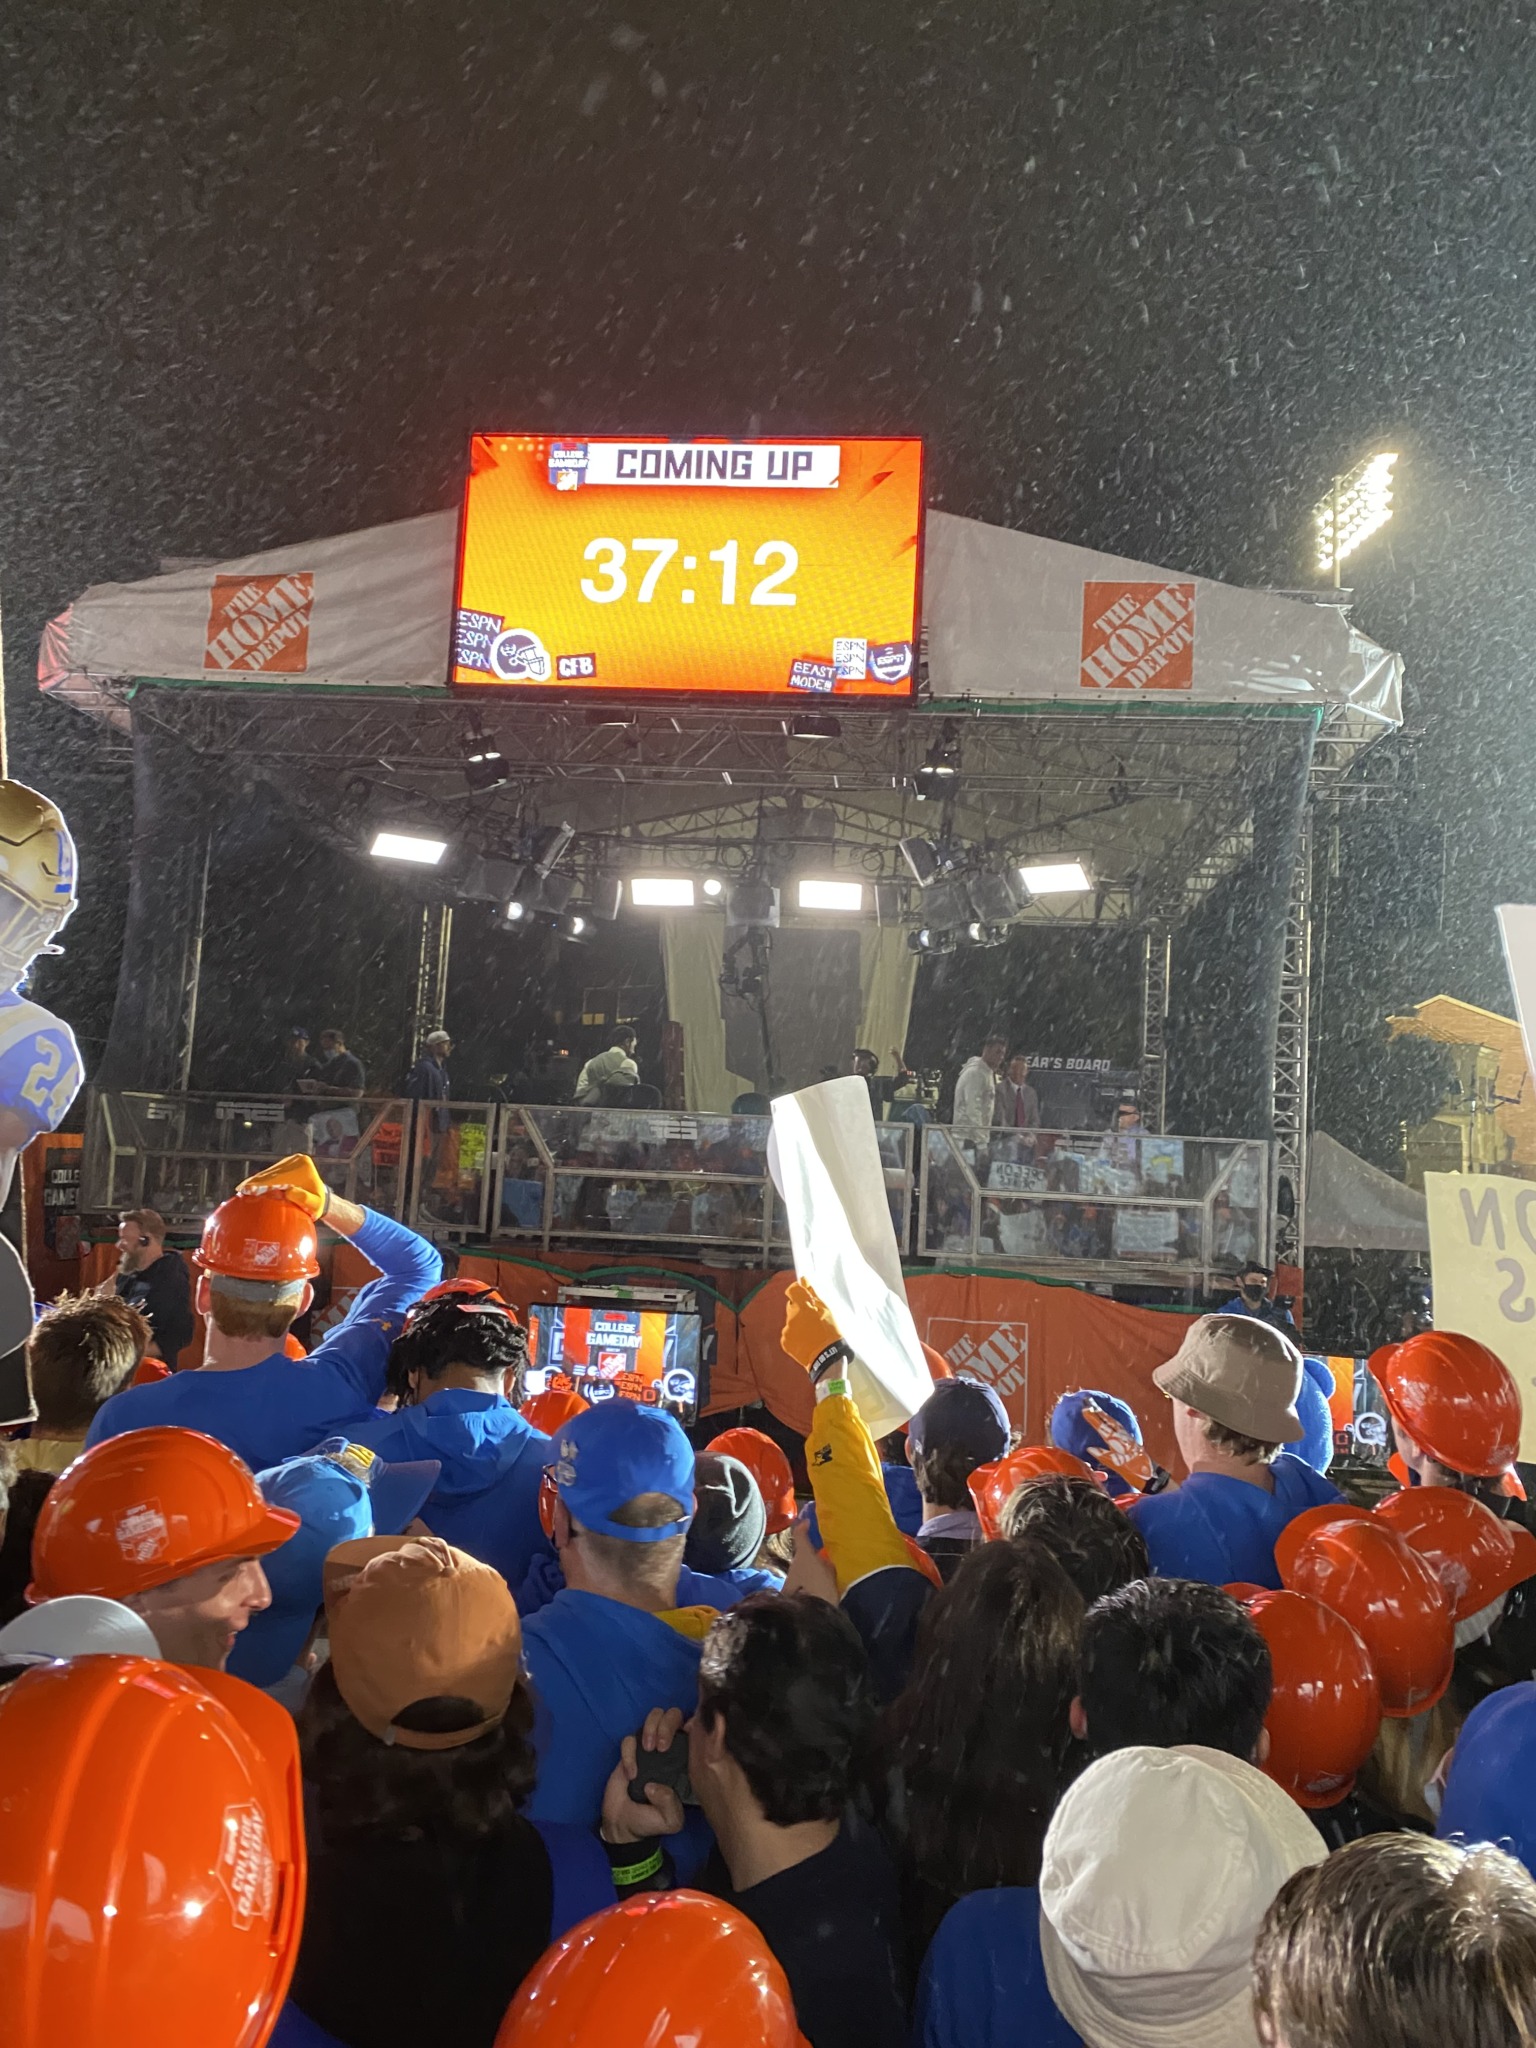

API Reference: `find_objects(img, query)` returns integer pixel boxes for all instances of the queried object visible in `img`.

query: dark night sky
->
[5,3,1536,1153]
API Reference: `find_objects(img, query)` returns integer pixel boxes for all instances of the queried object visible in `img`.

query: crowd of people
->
[5,1156,1536,2047]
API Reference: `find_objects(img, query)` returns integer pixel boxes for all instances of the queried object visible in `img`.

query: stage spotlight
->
[499,899,527,928]
[631,876,696,908]
[588,875,623,922]
[913,729,960,801]
[961,921,1010,949]
[528,822,575,876]
[370,828,448,866]
[785,712,842,740]
[967,868,1029,923]
[907,926,959,956]
[464,728,509,791]
[1019,859,1092,895]
[920,875,971,930]
[560,912,591,942]
[797,877,864,913]
[899,836,942,885]
[726,876,780,928]
[701,876,725,899]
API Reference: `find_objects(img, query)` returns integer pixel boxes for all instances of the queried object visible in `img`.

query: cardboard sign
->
[769,1075,931,1436]
[1424,1171,1536,1458]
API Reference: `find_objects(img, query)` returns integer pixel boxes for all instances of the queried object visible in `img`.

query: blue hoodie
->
[1127,1453,1343,1589]
[523,1588,708,1839]
[913,1887,1082,2048]
[84,1210,442,1473]
[1438,1681,1536,1875]
[350,1390,551,1588]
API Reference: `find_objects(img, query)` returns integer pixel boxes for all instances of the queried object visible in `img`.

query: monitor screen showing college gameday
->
[452,434,923,699]
[525,1302,703,1426]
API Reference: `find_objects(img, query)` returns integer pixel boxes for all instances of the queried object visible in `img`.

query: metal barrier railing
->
[917,1123,1272,1288]
[80,1089,1268,1286]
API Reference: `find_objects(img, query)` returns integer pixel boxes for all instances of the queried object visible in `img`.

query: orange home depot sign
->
[1080,579,1195,692]
[204,572,314,673]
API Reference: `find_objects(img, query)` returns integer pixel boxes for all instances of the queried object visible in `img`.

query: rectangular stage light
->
[370,829,448,866]
[797,877,864,912]
[451,434,924,702]
[1020,860,1091,895]
[630,876,696,908]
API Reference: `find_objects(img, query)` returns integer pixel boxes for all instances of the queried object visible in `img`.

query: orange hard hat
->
[195,1190,319,1284]
[1242,1587,1382,1809]
[1272,1502,1375,1584]
[130,1353,173,1386]
[29,1427,301,1602]
[1373,1329,1523,1481]
[1281,1517,1454,1718]
[281,1332,307,1360]
[0,1654,306,2048]
[495,1890,808,2047]
[1374,1484,1536,1621]
[920,1341,955,1381]
[522,1387,591,1436]
[706,1427,797,1535]
[968,1446,1098,1542]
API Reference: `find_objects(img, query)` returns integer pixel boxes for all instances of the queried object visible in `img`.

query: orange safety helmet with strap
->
[968,1446,1099,1542]
[195,1190,320,1286]
[1280,1516,1454,1719]
[495,1890,809,2047]
[522,1387,591,1437]
[1374,1484,1536,1622]
[1238,1587,1382,1809]
[1374,1329,1524,1484]
[29,1427,301,1602]
[706,1427,797,1536]
[920,1342,955,1381]
[0,1654,306,2048]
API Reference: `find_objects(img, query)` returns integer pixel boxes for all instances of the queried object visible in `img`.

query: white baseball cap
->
[0,1595,160,1661]
[1039,1744,1325,2048]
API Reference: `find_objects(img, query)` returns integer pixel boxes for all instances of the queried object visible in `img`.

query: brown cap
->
[324,1535,523,1751]
[1152,1314,1305,1445]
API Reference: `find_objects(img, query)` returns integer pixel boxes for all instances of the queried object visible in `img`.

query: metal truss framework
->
[1138,927,1172,1135]
[1271,812,1313,1271]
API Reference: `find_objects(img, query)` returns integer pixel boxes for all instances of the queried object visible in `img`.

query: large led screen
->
[452,434,923,699]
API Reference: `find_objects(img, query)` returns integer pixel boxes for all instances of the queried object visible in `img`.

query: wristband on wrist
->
[809,1339,852,1383]
[816,1376,851,1402]
[606,1843,664,1886]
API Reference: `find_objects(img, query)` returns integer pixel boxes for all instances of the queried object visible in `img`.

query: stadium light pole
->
[1312,452,1399,587]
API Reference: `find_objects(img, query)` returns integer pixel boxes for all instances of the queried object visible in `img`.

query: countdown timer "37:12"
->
[579,537,798,607]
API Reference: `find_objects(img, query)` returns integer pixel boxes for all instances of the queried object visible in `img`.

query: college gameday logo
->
[1080,581,1195,692]
[204,572,314,674]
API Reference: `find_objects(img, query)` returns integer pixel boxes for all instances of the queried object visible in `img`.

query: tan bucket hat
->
[1152,1314,1304,1444]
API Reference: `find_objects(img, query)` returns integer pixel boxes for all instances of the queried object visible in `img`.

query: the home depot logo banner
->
[1080,580,1195,691]
[204,572,314,673]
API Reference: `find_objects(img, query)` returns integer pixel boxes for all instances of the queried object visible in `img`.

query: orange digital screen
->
[451,434,923,698]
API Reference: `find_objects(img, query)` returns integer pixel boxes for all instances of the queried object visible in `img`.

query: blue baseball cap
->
[1438,1681,1536,1876]
[230,1439,441,1689]
[907,1376,1009,1465]
[547,1399,695,1542]
[1050,1389,1145,1499]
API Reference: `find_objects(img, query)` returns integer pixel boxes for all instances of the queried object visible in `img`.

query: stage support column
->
[408,902,453,1063]
[1138,926,1171,1133]
[1271,812,1313,1273]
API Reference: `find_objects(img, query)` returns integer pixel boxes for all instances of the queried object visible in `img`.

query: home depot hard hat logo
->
[115,1500,169,1564]
[1080,581,1195,691]
[926,1319,1029,1404]
[204,572,314,674]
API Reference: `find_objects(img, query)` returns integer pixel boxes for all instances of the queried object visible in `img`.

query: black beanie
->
[684,1453,769,1575]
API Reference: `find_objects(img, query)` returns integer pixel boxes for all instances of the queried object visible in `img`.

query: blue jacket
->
[84,1211,442,1473]
[522,1589,706,1835]
[882,1460,924,1536]
[1128,1454,1343,1589]
[913,1887,1082,2048]
[350,1389,550,1587]
[514,1550,778,1619]
[1438,1681,1536,1875]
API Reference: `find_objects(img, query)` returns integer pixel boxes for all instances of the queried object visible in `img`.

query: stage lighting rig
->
[913,723,960,802]
[463,724,509,792]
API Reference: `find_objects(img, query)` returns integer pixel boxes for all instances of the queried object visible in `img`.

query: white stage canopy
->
[40,507,1402,728]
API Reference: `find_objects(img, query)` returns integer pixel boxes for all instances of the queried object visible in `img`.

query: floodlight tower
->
[1313,452,1399,588]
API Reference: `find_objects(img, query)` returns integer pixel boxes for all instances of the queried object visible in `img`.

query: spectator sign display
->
[452,434,923,700]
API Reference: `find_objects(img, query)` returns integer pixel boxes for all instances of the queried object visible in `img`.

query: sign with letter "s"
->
[1425,1172,1536,1458]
